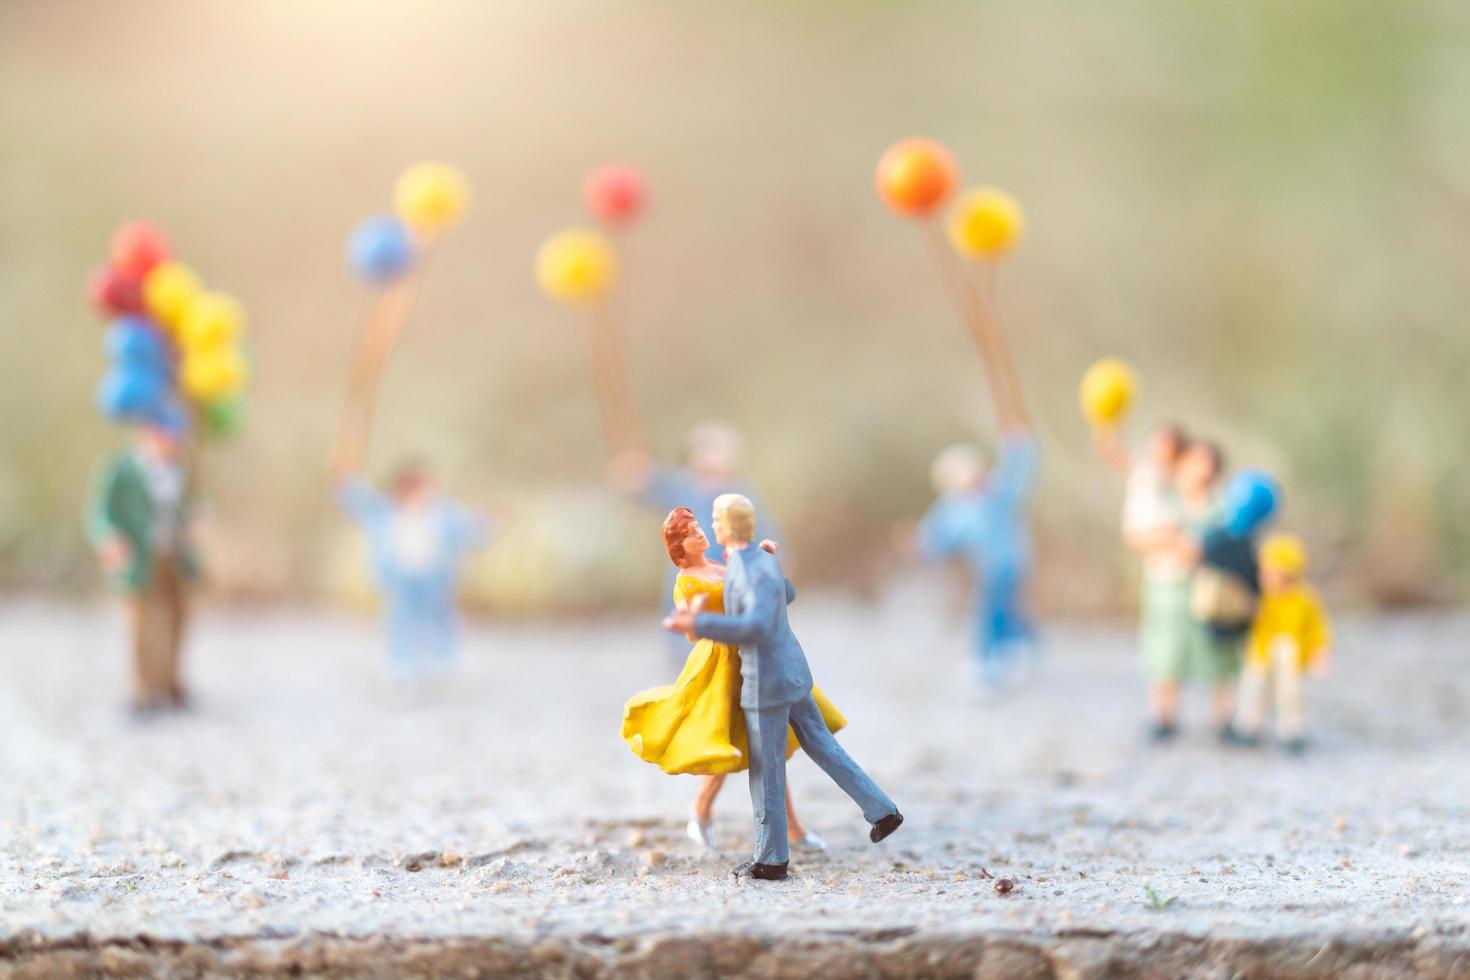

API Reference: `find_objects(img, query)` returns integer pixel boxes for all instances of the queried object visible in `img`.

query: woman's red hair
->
[662,507,700,568]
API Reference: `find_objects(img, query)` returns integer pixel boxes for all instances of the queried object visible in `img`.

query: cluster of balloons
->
[875,138,1026,260]
[536,163,647,305]
[347,162,470,284]
[1079,357,1137,429]
[87,222,249,439]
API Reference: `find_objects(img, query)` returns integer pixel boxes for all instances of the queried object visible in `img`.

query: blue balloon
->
[96,366,167,422]
[347,216,415,283]
[105,316,171,370]
[145,397,193,437]
[1225,468,1280,536]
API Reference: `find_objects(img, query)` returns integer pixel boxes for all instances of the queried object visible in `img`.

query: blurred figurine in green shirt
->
[85,421,200,714]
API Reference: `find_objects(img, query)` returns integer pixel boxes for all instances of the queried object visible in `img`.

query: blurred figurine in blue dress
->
[334,458,493,682]
[914,429,1039,691]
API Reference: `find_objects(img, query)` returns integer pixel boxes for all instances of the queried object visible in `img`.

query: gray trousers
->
[746,695,897,866]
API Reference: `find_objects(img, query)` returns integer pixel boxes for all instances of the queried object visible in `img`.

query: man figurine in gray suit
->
[665,493,903,880]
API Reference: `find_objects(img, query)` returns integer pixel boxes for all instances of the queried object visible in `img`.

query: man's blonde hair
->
[712,493,757,543]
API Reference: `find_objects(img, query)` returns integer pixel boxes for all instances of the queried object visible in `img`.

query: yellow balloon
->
[948,187,1026,259]
[143,261,203,328]
[179,291,245,352]
[1079,357,1136,427]
[181,347,249,403]
[535,229,617,304]
[394,162,470,233]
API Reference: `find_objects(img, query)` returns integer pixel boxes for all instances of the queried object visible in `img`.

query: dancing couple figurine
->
[629,494,902,881]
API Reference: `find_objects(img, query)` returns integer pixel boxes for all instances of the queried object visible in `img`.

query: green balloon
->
[202,397,246,441]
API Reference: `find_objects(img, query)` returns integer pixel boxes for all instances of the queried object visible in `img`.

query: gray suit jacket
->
[693,545,812,710]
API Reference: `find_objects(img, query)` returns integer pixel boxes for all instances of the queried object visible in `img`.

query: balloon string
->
[589,290,646,457]
[921,221,1029,431]
[331,235,438,475]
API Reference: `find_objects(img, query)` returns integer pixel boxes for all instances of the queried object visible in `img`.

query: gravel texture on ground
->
[2,591,1468,977]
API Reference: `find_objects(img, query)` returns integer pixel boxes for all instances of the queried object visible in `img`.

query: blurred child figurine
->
[86,420,199,714]
[662,495,902,881]
[333,459,493,683]
[915,432,1038,691]
[1230,533,1331,753]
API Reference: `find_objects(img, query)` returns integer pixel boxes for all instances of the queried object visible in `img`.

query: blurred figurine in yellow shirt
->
[1229,534,1331,753]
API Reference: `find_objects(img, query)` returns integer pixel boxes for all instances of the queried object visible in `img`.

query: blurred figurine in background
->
[1134,439,1234,739]
[914,432,1038,693]
[86,419,199,714]
[622,508,838,853]
[1230,533,1331,753]
[1190,469,1278,643]
[333,458,493,684]
[1093,422,1190,552]
[663,495,902,881]
[607,421,783,661]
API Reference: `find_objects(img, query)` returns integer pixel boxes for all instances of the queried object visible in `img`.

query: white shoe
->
[686,808,717,849]
[793,831,827,852]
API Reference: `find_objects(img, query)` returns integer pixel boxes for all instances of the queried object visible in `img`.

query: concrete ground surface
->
[2,590,1468,978]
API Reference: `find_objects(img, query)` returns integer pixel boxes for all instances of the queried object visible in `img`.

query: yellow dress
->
[621,573,847,776]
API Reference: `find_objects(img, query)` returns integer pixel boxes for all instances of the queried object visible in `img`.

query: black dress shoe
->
[733,861,788,881]
[870,811,904,843]
[1147,720,1179,743]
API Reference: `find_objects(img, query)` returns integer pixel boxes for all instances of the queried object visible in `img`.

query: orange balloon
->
[875,138,958,218]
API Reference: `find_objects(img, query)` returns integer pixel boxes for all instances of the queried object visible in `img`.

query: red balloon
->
[583,164,647,226]
[110,221,171,279]
[87,265,145,317]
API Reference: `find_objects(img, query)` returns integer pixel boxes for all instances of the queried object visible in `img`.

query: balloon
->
[110,221,170,279]
[393,162,470,233]
[146,397,193,437]
[143,261,203,329]
[1079,358,1136,428]
[181,347,249,402]
[179,291,245,351]
[535,229,617,304]
[347,215,416,283]
[96,367,167,421]
[948,187,1026,258]
[583,164,647,226]
[87,265,145,317]
[875,138,958,218]
[105,316,172,369]
[1225,469,1280,536]
[201,397,246,440]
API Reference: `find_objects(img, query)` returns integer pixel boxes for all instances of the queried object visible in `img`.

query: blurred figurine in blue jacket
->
[915,430,1039,690]
[608,421,783,661]
[334,458,493,682]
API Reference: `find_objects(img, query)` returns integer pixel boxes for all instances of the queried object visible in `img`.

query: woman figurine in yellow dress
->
[622,507,846,851]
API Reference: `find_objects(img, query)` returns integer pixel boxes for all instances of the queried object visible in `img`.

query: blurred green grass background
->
[1,0,1466,613]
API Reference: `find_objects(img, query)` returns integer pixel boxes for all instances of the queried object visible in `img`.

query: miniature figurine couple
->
[623,494,902,880]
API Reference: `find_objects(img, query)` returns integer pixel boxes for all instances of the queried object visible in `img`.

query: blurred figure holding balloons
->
[332,162,496,685]
[1083,360,1245,739]
[86,418,199,715]
[83,222,251,714]
[880,139,1040,694]
[537,166,785,659]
